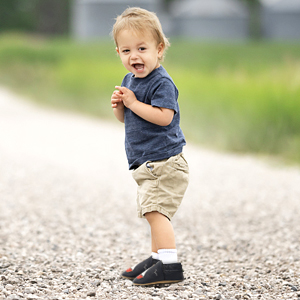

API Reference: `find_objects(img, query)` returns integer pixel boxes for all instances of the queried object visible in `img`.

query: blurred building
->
[261,0,300,40]
[71,0,300,41]
[72,0,161,40]
[71,0,249,41]
[170,0,249,40]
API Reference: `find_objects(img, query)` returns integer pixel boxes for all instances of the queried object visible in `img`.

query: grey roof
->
[260,0,300,12]
[171,0,248,18]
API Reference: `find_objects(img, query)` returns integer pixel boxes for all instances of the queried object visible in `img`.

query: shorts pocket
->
[172,153,189,174]
[132,162,158,186]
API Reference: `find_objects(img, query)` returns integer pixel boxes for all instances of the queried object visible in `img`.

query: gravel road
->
[0,87,300,300]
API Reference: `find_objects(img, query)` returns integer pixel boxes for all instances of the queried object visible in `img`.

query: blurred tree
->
[240,0,262,39]
[162,0,174,10]
[0,0,37,32]
[0,0,70,35]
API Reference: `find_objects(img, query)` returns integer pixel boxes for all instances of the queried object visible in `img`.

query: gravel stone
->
[0,87,300,299]
[24,287,36,294]
[7,295,19,300]
[87,290,96,297]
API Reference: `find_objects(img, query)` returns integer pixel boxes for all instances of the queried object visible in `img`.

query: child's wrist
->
[127,99,138,110]
[114,105,124,111]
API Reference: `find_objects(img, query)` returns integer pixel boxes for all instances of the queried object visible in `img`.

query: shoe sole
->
[133,279,183,286]
[121,275,135,280]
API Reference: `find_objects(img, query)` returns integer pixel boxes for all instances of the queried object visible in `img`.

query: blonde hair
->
[112,7,170,61]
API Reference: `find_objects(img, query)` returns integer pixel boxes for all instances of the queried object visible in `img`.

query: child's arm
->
[115,86,174,126]
[111,89,125,123]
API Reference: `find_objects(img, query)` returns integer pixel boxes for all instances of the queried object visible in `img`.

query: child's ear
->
[157,43,164,58]
[116,47,120,55]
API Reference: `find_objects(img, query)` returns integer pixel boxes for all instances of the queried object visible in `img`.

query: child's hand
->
[115,86,137,109]
[111,89,124,110]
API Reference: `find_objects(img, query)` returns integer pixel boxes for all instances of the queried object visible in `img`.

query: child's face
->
[116,29,164,78]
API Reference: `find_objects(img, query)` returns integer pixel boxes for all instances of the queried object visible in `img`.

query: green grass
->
[165,41,300,162]
[1,33,300,163]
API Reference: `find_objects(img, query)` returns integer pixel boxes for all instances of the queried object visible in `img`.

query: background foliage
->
[0,0,70,35]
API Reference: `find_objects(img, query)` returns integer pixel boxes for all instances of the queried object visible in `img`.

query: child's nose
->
[130,51,139,59]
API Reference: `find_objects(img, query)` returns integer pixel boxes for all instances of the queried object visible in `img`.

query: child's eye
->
[139,47,146,51]
[122,49,130,53]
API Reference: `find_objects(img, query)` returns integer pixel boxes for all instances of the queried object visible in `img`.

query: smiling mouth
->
[132,64,144,71]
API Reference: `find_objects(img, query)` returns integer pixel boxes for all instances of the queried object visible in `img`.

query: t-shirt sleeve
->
[151,79,179,114]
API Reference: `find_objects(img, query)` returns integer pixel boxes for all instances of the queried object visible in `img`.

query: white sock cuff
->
[158,249,178,264]
[151,252,159,260]
[158,249,177,254]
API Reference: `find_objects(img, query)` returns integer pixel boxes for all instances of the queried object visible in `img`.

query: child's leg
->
[146,211,176,250]
[151,228,159,253]
[131,210,183,286]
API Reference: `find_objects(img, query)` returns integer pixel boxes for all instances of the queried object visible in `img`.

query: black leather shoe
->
[121,256,159,280]
[133,260,184,286]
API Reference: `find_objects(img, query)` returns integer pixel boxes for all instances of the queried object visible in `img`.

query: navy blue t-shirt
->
[121,66,186,170]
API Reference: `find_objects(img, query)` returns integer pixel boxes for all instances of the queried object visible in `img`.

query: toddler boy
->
[111,7,189,286]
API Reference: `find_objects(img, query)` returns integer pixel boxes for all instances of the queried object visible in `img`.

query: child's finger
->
[115,86,125,94]
[111,97,123,105]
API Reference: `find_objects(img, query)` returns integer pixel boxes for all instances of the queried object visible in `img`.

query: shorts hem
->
[138,205,173,220]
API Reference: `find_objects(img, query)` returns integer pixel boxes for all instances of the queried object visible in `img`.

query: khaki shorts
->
[132,153,189,220]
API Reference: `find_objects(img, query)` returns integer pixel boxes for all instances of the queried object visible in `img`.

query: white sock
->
[158,249,178,264]
[151,252,159,260]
